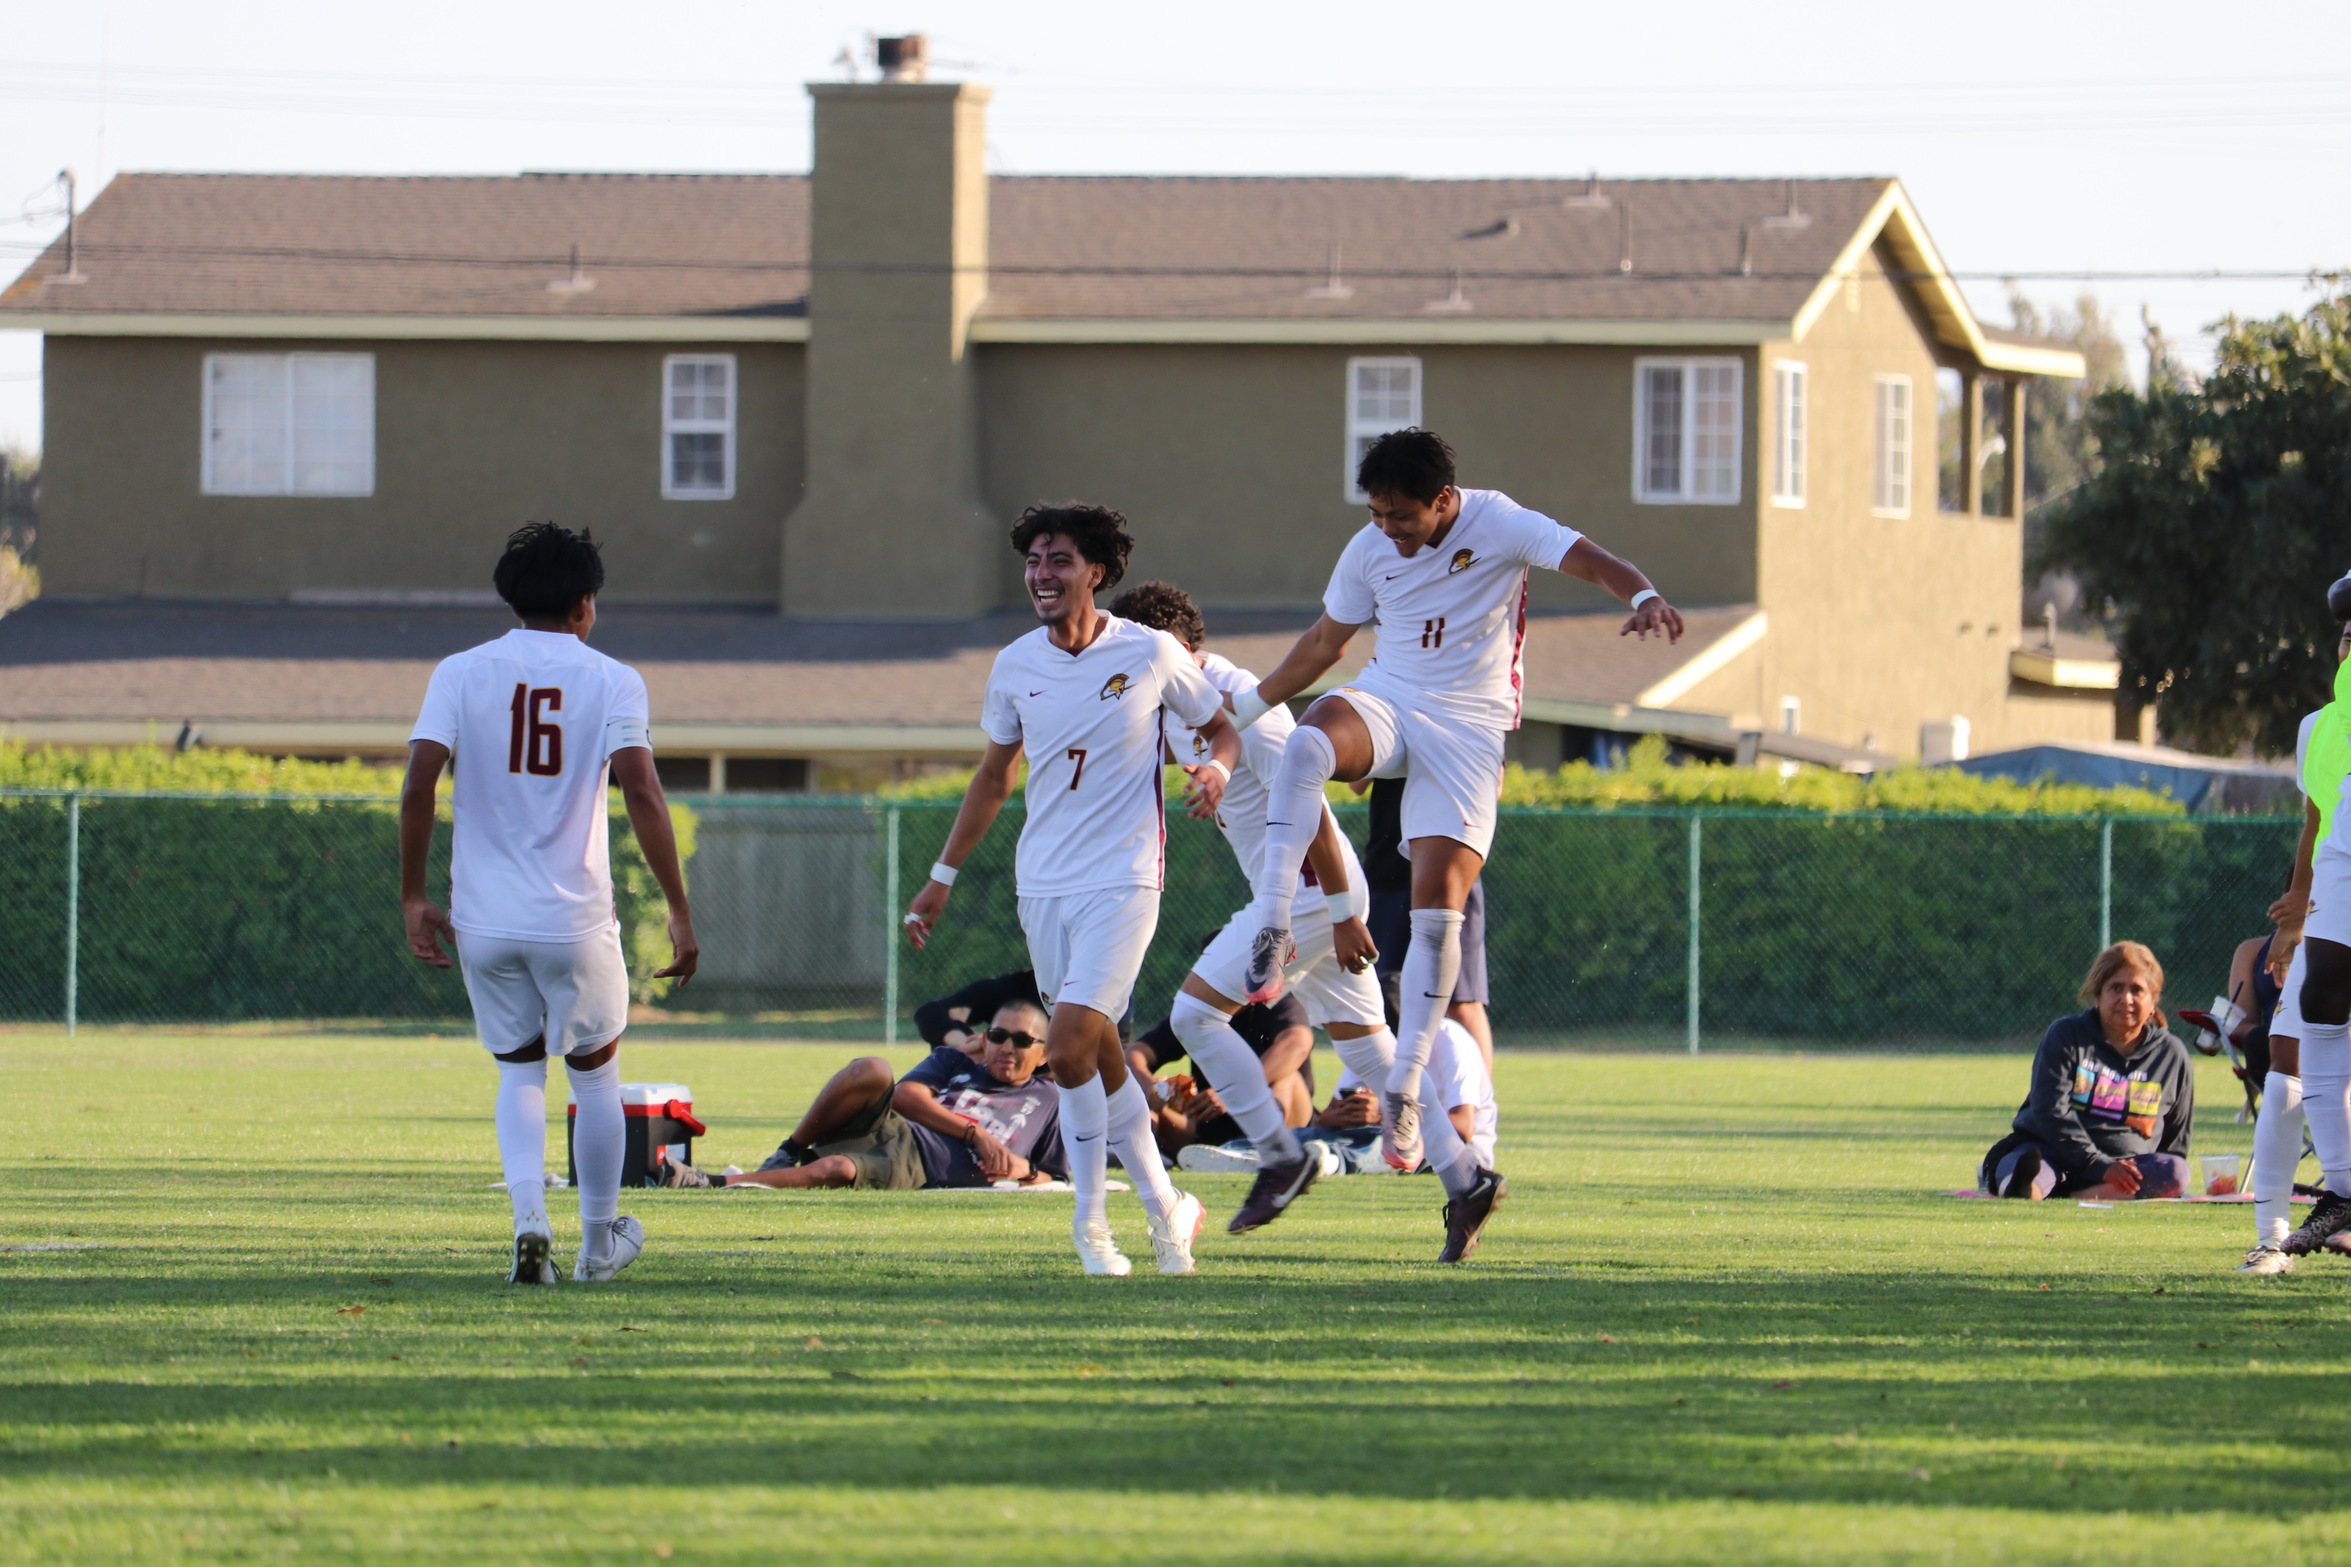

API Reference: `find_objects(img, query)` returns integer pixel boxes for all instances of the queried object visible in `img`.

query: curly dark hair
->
[492,522,605,619]
[1009,502,1134,592]
[1109,579,1206,651]
[1355,428,1457,504]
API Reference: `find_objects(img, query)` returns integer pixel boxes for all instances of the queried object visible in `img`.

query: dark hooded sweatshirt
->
[2004,1009,2194,1189]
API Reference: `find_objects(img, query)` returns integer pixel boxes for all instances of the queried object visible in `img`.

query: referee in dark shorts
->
[1362,777,1494,1068]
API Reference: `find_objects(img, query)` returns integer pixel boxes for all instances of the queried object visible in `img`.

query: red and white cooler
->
[567,1081,707,1188]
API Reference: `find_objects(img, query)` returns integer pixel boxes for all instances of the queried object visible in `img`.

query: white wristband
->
[1629,588,1660,610]
[1229,687,1273,729]
[1325,884,1367,923]
[929,861,959,888]
[1198,759,1231,785]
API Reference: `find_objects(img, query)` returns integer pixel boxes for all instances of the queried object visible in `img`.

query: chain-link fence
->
[0,788,2299,1047]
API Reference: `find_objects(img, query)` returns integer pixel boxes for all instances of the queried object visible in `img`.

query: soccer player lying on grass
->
[399,523,699,1287]
[1979,941,2193,1202]
[670,1000,1066,1190]
[1126,988,1318,1160]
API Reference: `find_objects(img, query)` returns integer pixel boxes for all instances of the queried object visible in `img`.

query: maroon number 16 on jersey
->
[507,683,564,776]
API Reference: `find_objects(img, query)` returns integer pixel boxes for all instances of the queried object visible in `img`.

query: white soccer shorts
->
[2273,941,2309,1041]
[2302,857,2351,956]
[1018,885,1160,1020]
[455,924,630,1057]
[1327,679,1507,859]
[1193,907,1386,1030]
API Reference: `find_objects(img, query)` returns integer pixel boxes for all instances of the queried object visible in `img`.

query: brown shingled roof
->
[1,171,1890,325]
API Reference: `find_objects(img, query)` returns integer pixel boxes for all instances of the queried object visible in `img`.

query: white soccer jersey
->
[410,629,652,942]
[1164,652,1358,920]
[981,615,1225,897]
[1338,1017,1497,1165]
[1323,488,1584,730]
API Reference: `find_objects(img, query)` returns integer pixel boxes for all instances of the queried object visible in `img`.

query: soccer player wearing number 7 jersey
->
[398,524,699,1287]
[1231,430,1683,1259]
[903,504,1242,1277]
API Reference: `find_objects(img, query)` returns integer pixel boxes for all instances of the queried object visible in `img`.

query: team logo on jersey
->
[1448,548,1476,574]
[1098,672,1134,701]
[1190,731,1208,757]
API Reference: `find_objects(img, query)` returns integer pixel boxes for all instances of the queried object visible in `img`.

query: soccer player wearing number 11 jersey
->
[399,524,699,1286]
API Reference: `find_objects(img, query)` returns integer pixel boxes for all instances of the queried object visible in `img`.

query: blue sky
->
[2,0,2344,451]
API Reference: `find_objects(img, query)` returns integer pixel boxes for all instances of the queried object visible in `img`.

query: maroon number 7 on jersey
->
[1067,747,1087,789]
[507,683,565,776]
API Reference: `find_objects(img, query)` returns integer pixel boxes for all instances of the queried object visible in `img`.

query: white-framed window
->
[201,353,374,497]
[1770,361,1806,507]
[1633,357,1742,504]
[1874,374,1913,517]
[1344,356,1421,503]
[663,354,736,500]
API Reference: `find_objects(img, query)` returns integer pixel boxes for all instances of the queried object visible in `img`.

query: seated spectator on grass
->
[1979,941,2194,1201]
[913,969,1128,1056]
[1128,989,1317,1158]
[671,1000,1065,1190]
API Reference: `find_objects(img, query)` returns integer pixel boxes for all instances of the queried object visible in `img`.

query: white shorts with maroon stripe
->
[1327,674,1507,860]
[1019,886,1160,1021]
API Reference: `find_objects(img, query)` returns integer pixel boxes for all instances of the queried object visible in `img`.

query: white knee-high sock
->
[1056,1075,1111,1235]
[2302,1023,2351,1197]
[1387,909,1464,1099]
[1419,1093,1482,1197]
[2254,1070,2306,1246]
[566,1056,624,1257]
[1105,1073,1181,1222]
[1333,1028,1397,1088]
[494,1058,551,1235]
[1169,993,1301,1163]
[1254,727,1336,933]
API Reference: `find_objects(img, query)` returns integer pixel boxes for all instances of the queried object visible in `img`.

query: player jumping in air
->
[903,505,1243,1276]
[399,524,699,1285]
[1110,580,1399,1235]
[1228,429,1682,1260]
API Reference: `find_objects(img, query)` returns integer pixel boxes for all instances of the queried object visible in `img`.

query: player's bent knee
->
[565,1037,619,1072]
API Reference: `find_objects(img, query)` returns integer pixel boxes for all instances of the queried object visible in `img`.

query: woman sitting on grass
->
[1979,941,2195,1201]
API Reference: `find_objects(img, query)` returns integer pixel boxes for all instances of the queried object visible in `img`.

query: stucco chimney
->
[782,73,996,617]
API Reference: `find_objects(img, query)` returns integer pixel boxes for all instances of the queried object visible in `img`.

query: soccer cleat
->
[1227,1150,1319,1233]
[1177,1142,1262,1175]
[1148,1191,1206,1275]
[1438,1171,1507,1264]
[507,1229,558,1286]
[2281,1192,2351,1256]
[658,1161,712,1189]
[1997,1148,2045,1199]
[1240,927,1295,1005]
[1075,1219,1133,1277]
[2239,1243,2297,1276]
[573,1215,645,1282]
[1381,1091,1424,1171]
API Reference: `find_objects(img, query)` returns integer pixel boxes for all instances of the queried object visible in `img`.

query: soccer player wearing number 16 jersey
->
[1231,430,1684,1260]
[399,524,699,1287]
[904,504,1242,1277]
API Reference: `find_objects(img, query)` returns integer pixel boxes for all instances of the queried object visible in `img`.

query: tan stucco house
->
[0,71,2118,787]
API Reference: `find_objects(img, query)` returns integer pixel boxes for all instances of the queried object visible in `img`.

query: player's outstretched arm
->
[612,747,699,985]
[904,739,1022,948]
[1559,537,1684,643]
[397,741,456,969]
[1232,614,1360,724]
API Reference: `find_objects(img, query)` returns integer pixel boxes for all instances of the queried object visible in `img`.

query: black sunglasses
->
[985,1027,1043,1049]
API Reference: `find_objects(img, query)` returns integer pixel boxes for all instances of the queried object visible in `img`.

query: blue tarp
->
[1954,742,2296,813]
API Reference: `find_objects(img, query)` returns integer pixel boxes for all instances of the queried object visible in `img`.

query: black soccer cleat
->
[1438,1171,1506,1264]
[2282,1191,2351,1256]
[506,1229,557,1285]
[1997,1148,2044,1199]
[1227,1151,1319,1233]
[1240,927,1295,1006]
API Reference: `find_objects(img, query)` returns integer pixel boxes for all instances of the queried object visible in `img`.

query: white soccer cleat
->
[507,1228,558,1286]
[573,1215,645,1283]
[1147,1191,1205,1275]
[2239,1244,2296,1276]
[1381,1091,1424,1172]
[1075,1219,1133,1277]
[1176,1143,1262,1175]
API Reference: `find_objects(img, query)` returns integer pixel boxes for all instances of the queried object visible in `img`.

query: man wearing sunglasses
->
[673,1000,1066,1191]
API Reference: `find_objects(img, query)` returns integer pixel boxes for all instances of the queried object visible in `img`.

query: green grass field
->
[3,1032,2343,1565]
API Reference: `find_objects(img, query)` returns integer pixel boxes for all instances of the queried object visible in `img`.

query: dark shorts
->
[812,1092,929,1190]
[1369,879,1489,1006]
[1980,1138,2188,1200]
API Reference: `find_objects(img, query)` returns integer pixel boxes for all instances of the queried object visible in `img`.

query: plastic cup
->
[2203,1154,2241,1196]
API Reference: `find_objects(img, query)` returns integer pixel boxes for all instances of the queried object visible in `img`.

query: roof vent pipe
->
[876,34,928,82]
[1617,201,1633,273]
[1764,179,1811,229]
[1564,169,1609,209]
